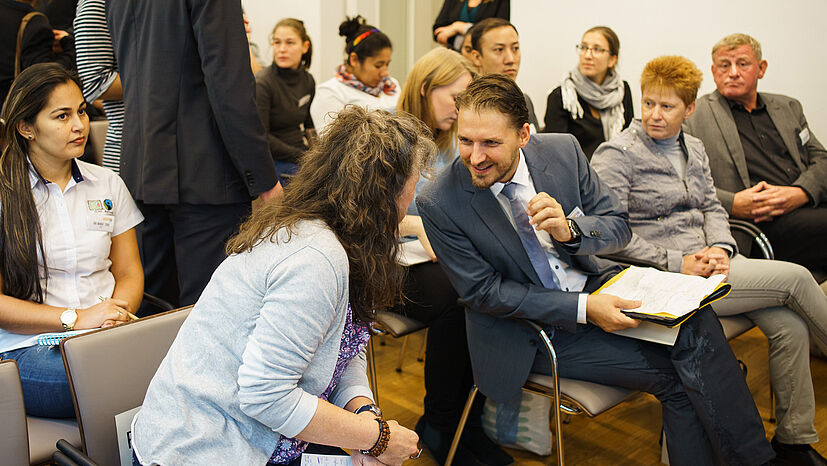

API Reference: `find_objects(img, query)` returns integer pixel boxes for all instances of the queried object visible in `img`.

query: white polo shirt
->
[0,160,143,353]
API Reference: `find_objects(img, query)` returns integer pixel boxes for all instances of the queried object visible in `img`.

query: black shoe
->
[461,426,514,466]
[415,417,478,466]
[771,437,827,466]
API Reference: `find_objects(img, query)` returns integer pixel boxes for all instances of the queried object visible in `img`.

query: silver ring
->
[410,448,422,459]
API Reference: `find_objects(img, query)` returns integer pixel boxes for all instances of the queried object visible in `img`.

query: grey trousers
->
[712,254,827,444]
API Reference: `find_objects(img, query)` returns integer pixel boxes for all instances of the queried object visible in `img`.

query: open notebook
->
[593,266,731,328]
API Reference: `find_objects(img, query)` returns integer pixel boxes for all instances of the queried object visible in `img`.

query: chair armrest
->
[53,439,99,466]
[142,292,175,313]
[727,219,775,260]
[597,254,667,271]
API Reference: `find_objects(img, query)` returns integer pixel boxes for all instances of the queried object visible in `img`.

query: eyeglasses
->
[576,44,610,56]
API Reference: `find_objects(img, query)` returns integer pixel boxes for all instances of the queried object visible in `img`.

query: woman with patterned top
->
[310,16,399,133]
[131,107,435,465]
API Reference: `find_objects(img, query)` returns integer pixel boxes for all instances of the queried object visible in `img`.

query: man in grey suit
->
[417,74,774,465]
[107,0,282,311]
[685,33,827,272]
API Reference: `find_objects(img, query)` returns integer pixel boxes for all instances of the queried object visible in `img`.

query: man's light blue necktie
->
[501,183,559,290]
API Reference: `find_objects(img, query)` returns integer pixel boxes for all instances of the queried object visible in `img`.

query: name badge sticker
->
[799,127,810,145]
[86,212,115,232]
[298,94,311,107]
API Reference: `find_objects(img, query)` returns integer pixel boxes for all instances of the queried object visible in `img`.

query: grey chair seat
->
[27,417,80,464]
[374,310,427,337]
[719,315,754,340]
[527,374,636,417]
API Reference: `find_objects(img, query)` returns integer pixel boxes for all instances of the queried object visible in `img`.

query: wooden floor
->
[372,327,827,465]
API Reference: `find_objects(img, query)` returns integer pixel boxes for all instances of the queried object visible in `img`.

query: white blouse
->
[0,160,143,352]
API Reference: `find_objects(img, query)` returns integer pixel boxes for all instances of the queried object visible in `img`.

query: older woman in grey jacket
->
[591,55,827,465]
[131,108,434,466]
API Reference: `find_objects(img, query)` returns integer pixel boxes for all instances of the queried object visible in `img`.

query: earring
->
[27,135,33,140]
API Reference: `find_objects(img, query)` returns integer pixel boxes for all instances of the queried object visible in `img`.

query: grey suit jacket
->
[416,133,630,402]
[685,90,827,212]
[107,0,278,205]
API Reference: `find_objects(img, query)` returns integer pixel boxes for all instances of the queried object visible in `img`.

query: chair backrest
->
[60,306,192,465]
[0,359,30,465]
[87,120,109,166]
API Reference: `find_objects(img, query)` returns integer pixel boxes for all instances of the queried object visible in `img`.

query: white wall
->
[512,0,827,136]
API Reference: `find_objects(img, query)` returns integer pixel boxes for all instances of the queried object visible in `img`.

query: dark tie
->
[501,183,559,289]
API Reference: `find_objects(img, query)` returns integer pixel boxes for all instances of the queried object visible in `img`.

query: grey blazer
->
[684,90,827,211]
[591,120,736,272]
[416,133,630,402]
[107,0,278,205]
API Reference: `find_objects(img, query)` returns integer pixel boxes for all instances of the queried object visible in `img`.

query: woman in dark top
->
[432,0,509,51]
[543,26,633,159]
[255,18,316,186]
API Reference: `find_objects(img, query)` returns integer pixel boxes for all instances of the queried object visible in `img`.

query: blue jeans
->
[0,345,75,418]
[273,160,299,187]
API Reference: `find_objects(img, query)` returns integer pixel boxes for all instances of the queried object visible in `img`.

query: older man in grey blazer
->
[685,33,827,273]
[417,74,774,466]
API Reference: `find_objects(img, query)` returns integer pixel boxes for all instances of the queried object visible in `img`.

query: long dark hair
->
[227,107,436,323]
[338,15,392,64]
[0,63,83,302]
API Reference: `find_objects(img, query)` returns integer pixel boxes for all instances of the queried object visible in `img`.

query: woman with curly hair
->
[131,107,435,466]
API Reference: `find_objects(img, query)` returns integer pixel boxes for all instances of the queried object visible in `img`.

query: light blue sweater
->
[133,220,373,465]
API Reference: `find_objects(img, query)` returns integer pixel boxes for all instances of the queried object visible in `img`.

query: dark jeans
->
[534,308,774,466]
[273,160,299,188]
[136,201,251,315]
[1,345,75,417]
[756,206,827,271]
[400,262,482,432]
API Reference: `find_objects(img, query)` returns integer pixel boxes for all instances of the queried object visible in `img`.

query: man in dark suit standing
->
[685,33,827,273]
[106,0,281,311]
[416,74,774,465]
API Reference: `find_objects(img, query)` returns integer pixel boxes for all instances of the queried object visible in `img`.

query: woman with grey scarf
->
[543,26,633,159]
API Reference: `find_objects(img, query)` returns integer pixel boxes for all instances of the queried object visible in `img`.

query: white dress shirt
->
[490,149,589,324]
[0,160,143,353]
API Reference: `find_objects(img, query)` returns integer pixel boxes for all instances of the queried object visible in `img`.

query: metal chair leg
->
[396,335,409,372]
[367,337,379,404]
[417,329,427,362]
[445,385,478,466]
[769,379,776,423]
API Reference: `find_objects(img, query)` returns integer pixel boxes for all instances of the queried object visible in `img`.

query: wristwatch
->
[60,308,78,331]
[355,403,382,418]
[564,218,581,244]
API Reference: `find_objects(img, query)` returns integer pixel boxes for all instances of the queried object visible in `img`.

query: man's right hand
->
[731,182,769,221]
[258,182,284,203]
[586,294,641,332]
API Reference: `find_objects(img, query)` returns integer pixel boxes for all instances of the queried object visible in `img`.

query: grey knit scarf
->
[560,67,625,141]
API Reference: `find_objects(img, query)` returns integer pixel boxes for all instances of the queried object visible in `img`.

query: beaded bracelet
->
[360,418,390,457]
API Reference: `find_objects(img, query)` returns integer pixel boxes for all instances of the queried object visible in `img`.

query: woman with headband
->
[310,16,399,133]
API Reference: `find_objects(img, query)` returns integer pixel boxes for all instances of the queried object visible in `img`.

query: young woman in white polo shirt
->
[0,63,143,418]
[309,16,400,133]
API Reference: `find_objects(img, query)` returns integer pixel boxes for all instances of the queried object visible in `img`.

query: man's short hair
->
[712,33,763,61]
[455,74,528,130]
[469,18,518,53]
[640,56,703,106]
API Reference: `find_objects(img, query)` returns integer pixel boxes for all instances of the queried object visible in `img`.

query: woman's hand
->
[76,298,130,329]
[350,451,384,466]
[435,21,469,45]
[375,420,419,466]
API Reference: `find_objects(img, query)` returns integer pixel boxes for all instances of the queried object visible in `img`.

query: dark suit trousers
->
[533,308,773,466]
[136,201,250,315]
[756,206,827,271]
[401,262,481,432]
